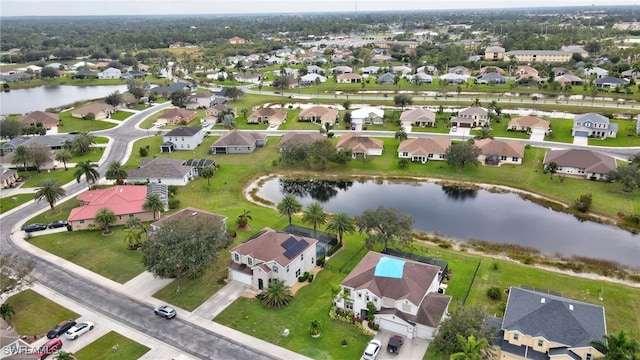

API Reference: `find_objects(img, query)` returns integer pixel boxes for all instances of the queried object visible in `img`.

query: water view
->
[256,177,640,267]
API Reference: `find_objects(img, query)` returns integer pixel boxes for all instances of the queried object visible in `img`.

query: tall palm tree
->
[74,161,100,189]
[142,193,164,221]
[302,201,327,236]
[277,194,302,225]
[55,149,73,171]
[11,145,31,172]
[326,212,356,246]
[199,166,215,186]
[105,161,127,185]
[590,330,640,360]
[94,207,116,234]
[34,179,66,214]
[236,209,252,229]
[395,128,408,142]
[450,334,490,360]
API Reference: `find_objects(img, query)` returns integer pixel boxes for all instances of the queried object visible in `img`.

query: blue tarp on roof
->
[374,257,405,278]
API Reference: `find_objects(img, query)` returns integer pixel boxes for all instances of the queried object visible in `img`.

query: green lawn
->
[73,331,150,360]
[545,118,574,143]
[588,119,640,147]
[0,193,35,214]
[29,226,147,283]
[58,111,117,133]
[4,289,79,337]
[93,136,110,144]
[18,168,78,188]
[108,111,134,121]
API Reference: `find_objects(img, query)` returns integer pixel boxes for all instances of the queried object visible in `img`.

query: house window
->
[402,152,408,157]
[79,220,85,224]
[296,269,301,277]
[286,265,290,272]
[428,154,434,158]
[537,340,543,347]
[273,265,278,273]
[578,168,585,174]
[301,253,304,261]
[247,258,253,266]
[366,295,370,301]
[118,215,123,220]
[500,155,507,161]
[234,253,239,262]
[345,301,353,310]
[585,354,592,360]
[513,334,519,341]
[128,214,134,218]
[512,157,518,162]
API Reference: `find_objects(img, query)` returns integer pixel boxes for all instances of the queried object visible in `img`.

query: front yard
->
[3,289,79,337]
[73,331,150,360]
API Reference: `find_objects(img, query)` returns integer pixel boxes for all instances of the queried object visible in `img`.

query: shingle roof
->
[398,136,450,156]
[336,133,383,152]
[399,108,436,123]
[543,149,616,174]
[164,126,202,137]
[230,228,318,267]
[459,106,488,117]
[128,157,193,179]
[212,130,266,147]
[508,116,550,130]
[68,185,148,221]
[151,207,226,229]
[73,103,114,116]
[19,111,59,126]
[158,108,196,121]
[298,106,338,121]
[279,132,325,148]
[475,139,525,158]
[22,134,75,148]
[574,113,609,124]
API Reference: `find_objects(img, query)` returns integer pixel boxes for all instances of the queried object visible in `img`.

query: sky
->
[1,0,639,17]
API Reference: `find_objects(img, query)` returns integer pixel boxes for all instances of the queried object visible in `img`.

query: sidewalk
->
[190,281,253,320]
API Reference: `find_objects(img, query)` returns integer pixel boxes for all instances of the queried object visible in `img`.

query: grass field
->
[0,193,35,214]
[73,331,150,360]
[4,289,79,337]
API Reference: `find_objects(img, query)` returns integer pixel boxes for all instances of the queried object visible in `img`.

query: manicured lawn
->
[545,118,574,143]
[4,289,79,337]
[109,111,134,121]
[93,136,110,144]
[58,111,117,133]
[28,196,81,224]
[73,331,150,360]
[70,147,106,164]
[0,193,34,214]
[18,168,77,188]
[588,120,640,147]
[29,226,147,283]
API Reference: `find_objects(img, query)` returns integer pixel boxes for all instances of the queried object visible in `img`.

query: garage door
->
[532,128,545,135]
[230,270,252,285]
[574,131,589,137]
[459,123,471,128]
[379,318,410,338]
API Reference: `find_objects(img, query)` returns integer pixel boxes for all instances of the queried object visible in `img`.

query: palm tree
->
[94,207,116,234]
[471,98,481,107]
[256,279,293,308]
[0,303,15,322]
[590,330,640,360]
[474,128,494,140]
[223,114,236,129]
[302,201,327,236]
[74,161,100,189]
[55,149,73,171]
[395,128,408,142]
[105,161,127,185]
[34,179,66,214]
[54,351,76,360]
[124,226,145,249]
[236,209,252,229]
[199,166,215,186]
[326,212,356,246]
[11,145,31,172]
[309,320,322,337]
[450,334,490,360]
[142,193,164,221]
[277,194,302,225]
[125,216,142,229]
[71,132,95,155]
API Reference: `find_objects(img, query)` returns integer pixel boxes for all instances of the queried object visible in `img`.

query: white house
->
[160,126,205,152]
[351,107,384,126]
[98,67,122,79]
[336,252,451,340]
[228,228,318,289]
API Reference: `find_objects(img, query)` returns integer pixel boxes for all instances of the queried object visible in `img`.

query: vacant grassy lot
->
[73,331,150,360]
[0,193,35,214]
[4,289,79,337]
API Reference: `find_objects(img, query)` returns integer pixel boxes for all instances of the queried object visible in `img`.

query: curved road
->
[2,103,276,360]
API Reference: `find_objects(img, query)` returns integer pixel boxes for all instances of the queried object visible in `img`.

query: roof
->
[399,108,435,122]
[595,76,626,85]
[19,111,59,125]
[508,116,550,130]
[459,106,488,117]
[506,50,570,56]
[341,251,441,306]
[150,82,190,94]
[158,108,196,120]
[543,149,617,174]
[485,46,505,52]
[128,157,193,180]
[475,139,525,158]
[68,185,149,222]
[212,130,266,147]
[337,73,362,80]
[279,132,325,148]
[230,228,318,267]
[397,136,450,156]
[151,207,226,229]
[281,224,337,247]
[502,286,606,348]
[73,102,114,116]
[164,126,202,137]
[299,106,339,121]
[477,72,506,82]
[248,108,287,122]
[574,113,610,124]
[414,293,452,327]
[336,133,383,152]
[22,134,75,148]
[351,107,384,119]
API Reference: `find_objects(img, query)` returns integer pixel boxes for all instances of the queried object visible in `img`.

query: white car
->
[451,125,457,132]
[65,321,94,340]
[269,123,277,128]
[361,339,382,360]
[155,123,164,128]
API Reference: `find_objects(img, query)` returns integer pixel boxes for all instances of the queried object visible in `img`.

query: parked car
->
[65,321,94,340]
[361,339,382,360]
[34,338,62,359]
[269,123,277,128]
[68,131,79,135]
[48,220,69,229]
[387,335,404,354]
[47,319,76,339]
[451,125,458,132]
[23,223,48,233]
[154,305,176,319]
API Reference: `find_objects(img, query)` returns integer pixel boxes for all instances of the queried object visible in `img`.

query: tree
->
[302,201,327,236]
[34,179,66,214]
[141,216,229,279]
[222,114,236,129]
[456,85,462,100]
[0,303,16,322]
[450,335,491,360]
[0,119,23,139]
[170,89,189,107]
[0,253,35,295]
[471,98,481,107]
[29,146,50,173]
[355,206,414,251]
[590,330,640,360]
[240,108,249,119]
[474,128,494,140]
[40,66,59,79]
[343,100,351,110]
[55,149,73,171]
[393,94,413,110]
[199,166,215,186]
[607,165,640,193]
[142,193,164,221]
[573,193,593,213]
[71,133,95,155]
[256,279,293,308]
[395,128,408,141]
[95,207,116,234]
[74,161,100,189]
[124,226,146,249]
[326,212,356,246]
[431,304,495,359]
[236,209,252,229]
[11,145,31,171]
[54,351,76,360]
[277,194,302,225]
[105,161,127,185]
[105,90,123,106]
[127,79,150,102]
[546,161,558,179]
[222,86,244,101]
[445,142,481,168]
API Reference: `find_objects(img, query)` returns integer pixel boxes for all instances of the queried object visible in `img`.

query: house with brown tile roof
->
[127,157,195,186]
[228,228,318,289]
[336,251,451,340]
[247,108,287,124]
[19,111,60,128]
[150,207,226,236]
[398,136,450,163]
[336,133,384,157]
[210,130,267,154]
[507,116,551,135]
[399,108,436,128]
[70,102,115,120]
[475,139,525,165]
[298,106,339,125]
[157,108,197,125]
[278,132,325,151]
[543,149,616,180]
[204,104,236,124]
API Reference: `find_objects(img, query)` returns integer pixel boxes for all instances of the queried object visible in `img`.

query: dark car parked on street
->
[48,220,69,229]
[47,319,76,339]
[23,223,48,233]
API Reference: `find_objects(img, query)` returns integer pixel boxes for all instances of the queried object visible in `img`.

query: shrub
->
[492,261,499,270]
[139,147,148,157]
[573,193,593,213]
[341,339,348,346]
[327,242,343,256]
[298,273,308,282]
[487,287,502,301]
[168,185,178,195]
[168,198,181,209]
[308,274,314,283]
[372,323,380,330]
[316,257,325,267]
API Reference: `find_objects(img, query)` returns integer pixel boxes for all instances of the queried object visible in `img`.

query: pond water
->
[256,177,640,267]
[0,84,128,115]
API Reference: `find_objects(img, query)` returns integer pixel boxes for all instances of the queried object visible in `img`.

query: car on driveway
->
[65,321,94,340]
[34,338,62,359]
[48,220,69,229]
[154,305,176,319]
[47,319,76,339]
[24,223,48,233]
[361,339,382,360]
[387,335,404,354]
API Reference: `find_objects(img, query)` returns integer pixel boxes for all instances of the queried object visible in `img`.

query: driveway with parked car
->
[372,332,430,360]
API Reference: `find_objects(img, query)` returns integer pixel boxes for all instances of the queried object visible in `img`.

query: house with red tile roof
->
[67,185,156,230]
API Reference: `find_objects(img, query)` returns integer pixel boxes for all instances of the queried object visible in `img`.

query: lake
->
[256,177,640,267]
[0,84,128,115]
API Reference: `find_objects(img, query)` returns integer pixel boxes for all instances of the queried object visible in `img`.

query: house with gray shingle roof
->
[543,149,616,180]
[398,136,450,163]
[161,126,204,152]
[572,113,617,139]
[475,138,525,165]
[496,286,606,360]
[210,130,267,154]
[336,251,451,340]
[0,137,29,155]
[594,76,627,89]
[476,72,506,85]
[377,72,396,85]
[127,157,196,186]
[22,134,75,150]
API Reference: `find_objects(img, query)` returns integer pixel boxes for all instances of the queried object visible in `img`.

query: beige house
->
[543,149,616,180]
[228,36,245,44]
[247,108,287,124]
[298,106,339,125]
[507,116,551,135]
[19,111,60,128]
[398,136,450,163]
[71,103,115,120]
[399,108,436,128]
[204,104,236,124]
[157,108,197,125]
[451,106,490,128]
[278,132,325,151]
[484,46,506,61]
[0,166,18,189]
[506,50,572,63]
[475,139,525,165]
[336,73,363,84]
[336,133,384,158]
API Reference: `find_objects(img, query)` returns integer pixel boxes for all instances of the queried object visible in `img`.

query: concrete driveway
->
[573,135,588,145]
[372,331,430,360]
[190,281,252,320]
